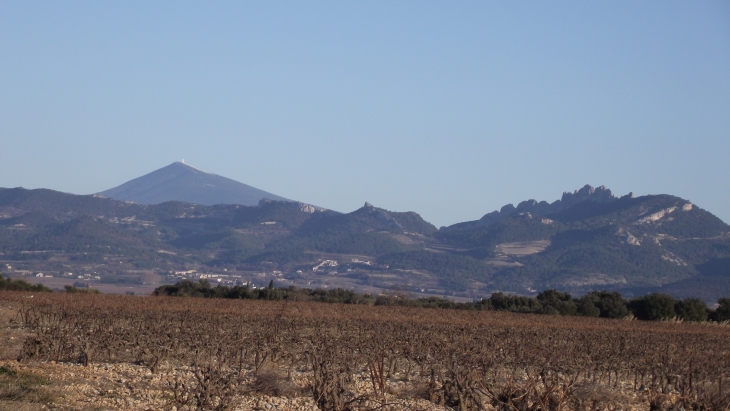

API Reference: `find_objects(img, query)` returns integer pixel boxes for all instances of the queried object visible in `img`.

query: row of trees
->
[489,289,730,322]
[0,273,96,294]
[153,279,377,304]
[154,279,730,322]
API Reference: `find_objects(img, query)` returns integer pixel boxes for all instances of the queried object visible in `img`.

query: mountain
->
[99,162,290,206]
[435,185,730,299]
[1,184,729,302]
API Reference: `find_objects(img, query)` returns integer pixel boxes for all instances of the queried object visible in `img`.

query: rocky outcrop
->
[299,203,316,213]
[661,252,688,266]
[364,202,404,231]
[635,207,677,224]
[634,202,693,225]
[258,198,324,213]
[615,227,641,246]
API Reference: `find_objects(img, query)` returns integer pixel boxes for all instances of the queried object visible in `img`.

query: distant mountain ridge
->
[100,162,290,206]
[1,182,728,301]
[445,184,632,230]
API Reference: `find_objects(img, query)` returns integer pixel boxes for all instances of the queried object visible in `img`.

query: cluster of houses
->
[166,270,244,286]
[312,260,338,272]
[163,268,293,289]
[158,258,382,290]
[33,272,101,280]
[311,258,374,275]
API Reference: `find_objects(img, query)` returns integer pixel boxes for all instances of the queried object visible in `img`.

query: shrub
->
[576,300,600,317]
[63,285,100,294]
[250,367,300,397]
[537,289,578,315]
[487,292,542,313]
[710,298,730,322]
[628,293,677,321]
[580,291,629,319]
[674,298,708,322]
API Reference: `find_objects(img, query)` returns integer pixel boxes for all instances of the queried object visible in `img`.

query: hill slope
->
[100,162,290,206]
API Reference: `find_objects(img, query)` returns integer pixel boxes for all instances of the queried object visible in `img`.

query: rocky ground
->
[0,297,448,410]
[0,296,721,411]
[0,359,451,411]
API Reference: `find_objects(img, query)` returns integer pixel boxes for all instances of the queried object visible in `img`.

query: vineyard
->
[1,292,730,411]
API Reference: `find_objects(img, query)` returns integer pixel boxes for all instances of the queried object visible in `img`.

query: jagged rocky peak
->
[561,184,615,205]
[447,184,626,231]
[498,185,616,217]
[501,204,516,214]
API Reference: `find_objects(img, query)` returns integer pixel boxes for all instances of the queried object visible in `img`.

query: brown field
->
[16,276,161,295]
[0,292,729,411]
[495,240,551,257]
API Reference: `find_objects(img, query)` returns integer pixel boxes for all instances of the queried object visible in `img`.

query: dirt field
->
[495,240,551,256]
[15,277,160,295]
[1,292,729,411]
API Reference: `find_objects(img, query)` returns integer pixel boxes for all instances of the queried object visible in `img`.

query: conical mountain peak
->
[171,161,213,175]
[100,162,289,206]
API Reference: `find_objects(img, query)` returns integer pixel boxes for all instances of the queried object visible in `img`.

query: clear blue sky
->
[1,1,728,227]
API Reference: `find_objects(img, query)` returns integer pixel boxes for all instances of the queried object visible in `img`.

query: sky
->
[1,1,729,228]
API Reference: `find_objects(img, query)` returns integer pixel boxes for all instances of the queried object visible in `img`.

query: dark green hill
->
[437,214,563,252]
[297,202,436,236]
[22,215,160,255]
[288,203,435,256]
[0,212,57,229]
[210,203,437,265]
[378,251,493,291]
[0,187,141,220]
[231,199,330,229]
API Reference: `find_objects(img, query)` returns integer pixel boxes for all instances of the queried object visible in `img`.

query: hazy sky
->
[1,1,729,227]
